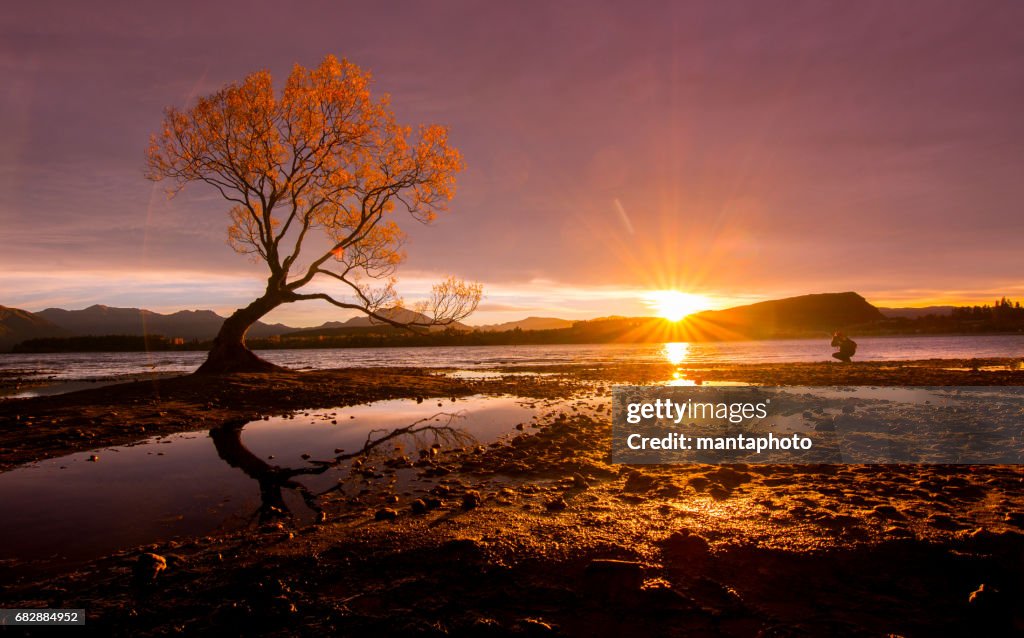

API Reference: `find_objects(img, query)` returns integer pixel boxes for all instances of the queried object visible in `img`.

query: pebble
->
[584,559,645,598]
[462,490,482,510]
[968,583,997,607]
[545,497,568,511]
[661,530,710,563]
[133,553,167,582]
[516,617,558,634]
[374,508,398,521]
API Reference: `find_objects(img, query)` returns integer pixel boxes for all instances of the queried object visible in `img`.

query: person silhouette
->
[830,330,857,363]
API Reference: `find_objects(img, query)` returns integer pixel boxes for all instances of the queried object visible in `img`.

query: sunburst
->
[644,290,711,322]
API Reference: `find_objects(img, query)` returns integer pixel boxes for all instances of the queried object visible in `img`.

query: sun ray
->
[644,290,712,322]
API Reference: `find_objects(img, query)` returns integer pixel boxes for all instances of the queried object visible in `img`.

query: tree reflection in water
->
[211,413,475,524]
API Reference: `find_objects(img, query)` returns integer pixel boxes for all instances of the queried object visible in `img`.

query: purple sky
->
[2,0,1023,326]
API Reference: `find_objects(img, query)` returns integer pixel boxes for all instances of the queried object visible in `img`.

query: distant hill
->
[474,317,573,332]
[688,292,885,339]
[878,306,955,319]
[36,305,293,340]
[0,306,71,352]
[289,307,471,335]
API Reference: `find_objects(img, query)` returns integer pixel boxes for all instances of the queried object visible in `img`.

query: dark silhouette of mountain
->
[36,305,293,341]
[878,306,955,319]
[0,305,71,352]
[474,317,573,332]
[688,292,885,339]
[285,307,470,336]
[21,304,472,344]
[301,313,552,333]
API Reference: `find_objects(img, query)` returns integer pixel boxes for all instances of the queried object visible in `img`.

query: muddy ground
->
[1,359,1023,636]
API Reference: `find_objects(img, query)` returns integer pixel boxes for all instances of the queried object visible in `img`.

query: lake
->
[1,334,1023,383]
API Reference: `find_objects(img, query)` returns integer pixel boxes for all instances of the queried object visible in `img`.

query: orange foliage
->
[146,55,479,327]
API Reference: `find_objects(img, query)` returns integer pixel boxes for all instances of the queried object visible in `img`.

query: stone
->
[584,559,645,599]
[516,617,558,635]
[374,508,398,521]
[968,583,997,608]
[134,553,167,582]
[545,497,568,511]
[462,490,482,510]
[661,530,710,564]
[623,471,655,493]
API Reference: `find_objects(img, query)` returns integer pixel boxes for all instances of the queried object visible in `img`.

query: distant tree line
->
[951,297,1024,322]
[247,317,674,349]
[11,335,202,353]
[853,298,1024,336]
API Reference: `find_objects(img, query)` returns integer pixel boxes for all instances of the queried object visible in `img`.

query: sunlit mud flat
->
[0,395,536,574]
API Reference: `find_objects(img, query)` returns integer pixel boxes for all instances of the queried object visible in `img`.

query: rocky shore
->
[1,359,1023,636]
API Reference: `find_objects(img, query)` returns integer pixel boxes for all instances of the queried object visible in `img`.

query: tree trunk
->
[195,293,283,374]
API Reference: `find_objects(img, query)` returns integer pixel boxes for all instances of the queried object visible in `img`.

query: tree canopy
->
[146,55,481,372]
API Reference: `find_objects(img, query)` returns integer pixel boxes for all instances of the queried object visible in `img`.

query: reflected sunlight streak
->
[663,341,690,366]
[663,341,702,386]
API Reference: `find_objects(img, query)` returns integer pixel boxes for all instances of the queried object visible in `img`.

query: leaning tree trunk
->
[195,293,283,374]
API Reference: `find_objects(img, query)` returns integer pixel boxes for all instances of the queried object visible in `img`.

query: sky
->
[1,0,1023,327]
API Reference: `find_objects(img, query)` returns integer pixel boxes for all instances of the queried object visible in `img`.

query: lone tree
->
[147,56,481,373]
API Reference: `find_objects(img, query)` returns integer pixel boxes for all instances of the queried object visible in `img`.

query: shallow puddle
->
[0,395,535,575]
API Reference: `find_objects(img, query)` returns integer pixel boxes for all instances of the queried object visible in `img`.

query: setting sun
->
[644,290,712,322]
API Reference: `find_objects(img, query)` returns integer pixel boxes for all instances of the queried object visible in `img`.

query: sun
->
[644,290,712,322]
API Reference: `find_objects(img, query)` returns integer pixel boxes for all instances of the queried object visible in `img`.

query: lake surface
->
[2,335,1023,383]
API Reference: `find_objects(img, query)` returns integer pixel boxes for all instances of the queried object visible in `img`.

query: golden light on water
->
[663,341,690,366]
[645,290,712,322]
[663,341,700,386]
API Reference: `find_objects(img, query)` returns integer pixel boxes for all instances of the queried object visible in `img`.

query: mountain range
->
[303,307,472,333]
[0,304,545,351]
[0,293,936,352]
[36,305,293,341]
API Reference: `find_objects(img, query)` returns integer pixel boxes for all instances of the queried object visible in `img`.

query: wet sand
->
[1,359,1023,636]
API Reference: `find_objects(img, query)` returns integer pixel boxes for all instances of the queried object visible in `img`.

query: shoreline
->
[2,358,1024,472]
[5,329,1024,355]
[0,359,1022,635]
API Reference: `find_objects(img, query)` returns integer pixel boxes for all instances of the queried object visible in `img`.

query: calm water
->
[0,395,537,574]
[2,335,1023,382]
